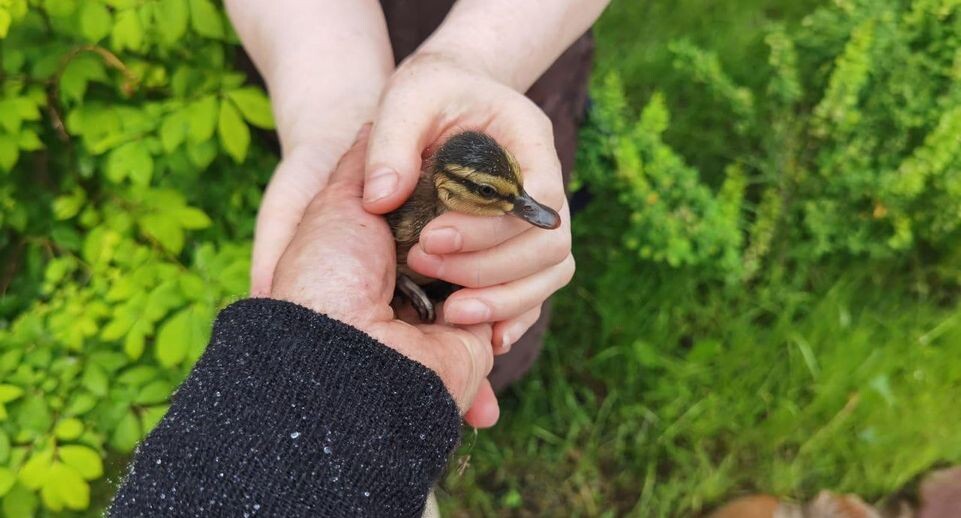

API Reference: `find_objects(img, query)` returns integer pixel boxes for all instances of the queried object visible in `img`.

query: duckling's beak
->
[512,191,561,229]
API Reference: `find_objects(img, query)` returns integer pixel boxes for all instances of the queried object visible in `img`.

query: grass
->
[438,0,961,515]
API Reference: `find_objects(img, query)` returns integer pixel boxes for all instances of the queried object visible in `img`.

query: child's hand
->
[362,52,575,353]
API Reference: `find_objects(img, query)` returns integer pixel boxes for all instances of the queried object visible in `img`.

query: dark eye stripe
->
[440,171,512,201]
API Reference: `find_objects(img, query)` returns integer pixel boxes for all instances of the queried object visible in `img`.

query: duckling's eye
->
[478,184,497,198]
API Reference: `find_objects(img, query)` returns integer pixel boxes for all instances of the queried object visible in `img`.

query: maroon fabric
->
[380,1,595,391]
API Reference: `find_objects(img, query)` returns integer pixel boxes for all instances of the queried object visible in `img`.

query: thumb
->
[362,97,436,213]
[430,323,495,413]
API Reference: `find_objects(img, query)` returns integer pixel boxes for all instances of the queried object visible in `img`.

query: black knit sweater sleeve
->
[109,298,461,517]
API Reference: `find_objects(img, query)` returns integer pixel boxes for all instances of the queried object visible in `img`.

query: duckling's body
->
[387,131,561,322]
[387,173,446,285]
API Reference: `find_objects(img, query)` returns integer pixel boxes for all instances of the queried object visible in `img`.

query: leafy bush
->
[580,0,961,280]
[0,0,270,513]
[3,0,961,515]
[443,0,961,514]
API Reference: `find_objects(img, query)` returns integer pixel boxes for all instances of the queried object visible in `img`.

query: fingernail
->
[364,168,398,203]
[499,333,514,353]
[422,227,462,254]
[448,299,491,323]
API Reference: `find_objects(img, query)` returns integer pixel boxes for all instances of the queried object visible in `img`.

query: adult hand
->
[362,52,575,354]
[272,126,500,428]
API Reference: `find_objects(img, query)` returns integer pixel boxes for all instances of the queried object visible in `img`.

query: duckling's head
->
[431,131,561,229]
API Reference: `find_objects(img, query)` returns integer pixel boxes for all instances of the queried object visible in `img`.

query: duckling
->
[388,130,561,323]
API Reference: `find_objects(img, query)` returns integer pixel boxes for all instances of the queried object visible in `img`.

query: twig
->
[47,44,141,142]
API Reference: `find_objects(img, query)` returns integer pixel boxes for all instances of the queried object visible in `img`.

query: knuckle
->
[561,255,576,284]
[460,269,484,289]
[537,112,555,140]
[550,230,573,260]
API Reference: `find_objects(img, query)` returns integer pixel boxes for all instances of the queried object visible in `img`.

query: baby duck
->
[388,130,561,322]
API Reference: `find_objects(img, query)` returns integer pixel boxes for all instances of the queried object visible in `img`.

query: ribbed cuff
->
[110,298,460,518]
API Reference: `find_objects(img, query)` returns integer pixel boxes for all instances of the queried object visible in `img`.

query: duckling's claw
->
[397,274,436,323]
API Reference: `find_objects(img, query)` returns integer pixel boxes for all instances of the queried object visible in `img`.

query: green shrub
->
[0,0,268,513]
[580,0,961,279]
[3,0,961,515]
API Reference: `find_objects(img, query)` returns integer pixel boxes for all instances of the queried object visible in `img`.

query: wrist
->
[414,38,506,88]
[264,54,388,156]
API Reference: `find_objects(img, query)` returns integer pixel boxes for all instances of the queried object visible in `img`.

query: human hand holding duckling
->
[364,51,576,354]
[271,126,499,428]
[227,0,608,422]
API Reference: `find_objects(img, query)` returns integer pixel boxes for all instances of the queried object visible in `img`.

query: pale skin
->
[225,0,609,427]
[271,127,495,422]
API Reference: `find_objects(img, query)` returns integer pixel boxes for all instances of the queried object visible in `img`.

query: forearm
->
[225,0,393,156]
[110,299,460,517]
[417,0,609,92]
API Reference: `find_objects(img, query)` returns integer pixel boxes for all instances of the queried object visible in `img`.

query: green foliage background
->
[1,0,961,516]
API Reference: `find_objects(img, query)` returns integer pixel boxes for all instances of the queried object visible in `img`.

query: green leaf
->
[155,0,189,45]
[106,141,153,185]
[18,129,43,151]
[0,385,23,403]
[135,380,172,405]
[179,273,206,300]
[0,468,14,497]
[117,365,159,385]
[125,319,151,360]
[2,483,37,517]
[52,189,87,220]
[187,139,217,168]
[18,449,53,489]
[188,0,223,38]
[60,55,108,103]
[155,308,191,367]
[54,418,84,440]
[187,95,218,144]
[161,109,188,152]
[44,462,89,510]
[0,9,11,39]
[141,405,169,434]
[0,431,9,463]
[174,207,212,229]
[16,396,52,433]
[111,410,141,452]
[226,88,274,129]
[80,1,112,42]
[64,392,98,416]
[218,99,249,163]
[140,213,184,253]
[0,134,19,172]
[111,9,144,52]
[81,364,108,397]
[43,0,77,17]
[58,445,103,480]
[101,309,134,341]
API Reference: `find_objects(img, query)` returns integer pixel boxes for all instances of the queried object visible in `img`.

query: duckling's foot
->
[397,274,436,323]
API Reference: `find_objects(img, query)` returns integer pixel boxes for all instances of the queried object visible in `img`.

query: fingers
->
[418,213,530,255]
[492,305,542,355]
[420,322,494,413]
[463,380,499,429]
[442,254,575,325]
[488,96,565,210]
[362,89,437,213]
[407,210,571,288]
